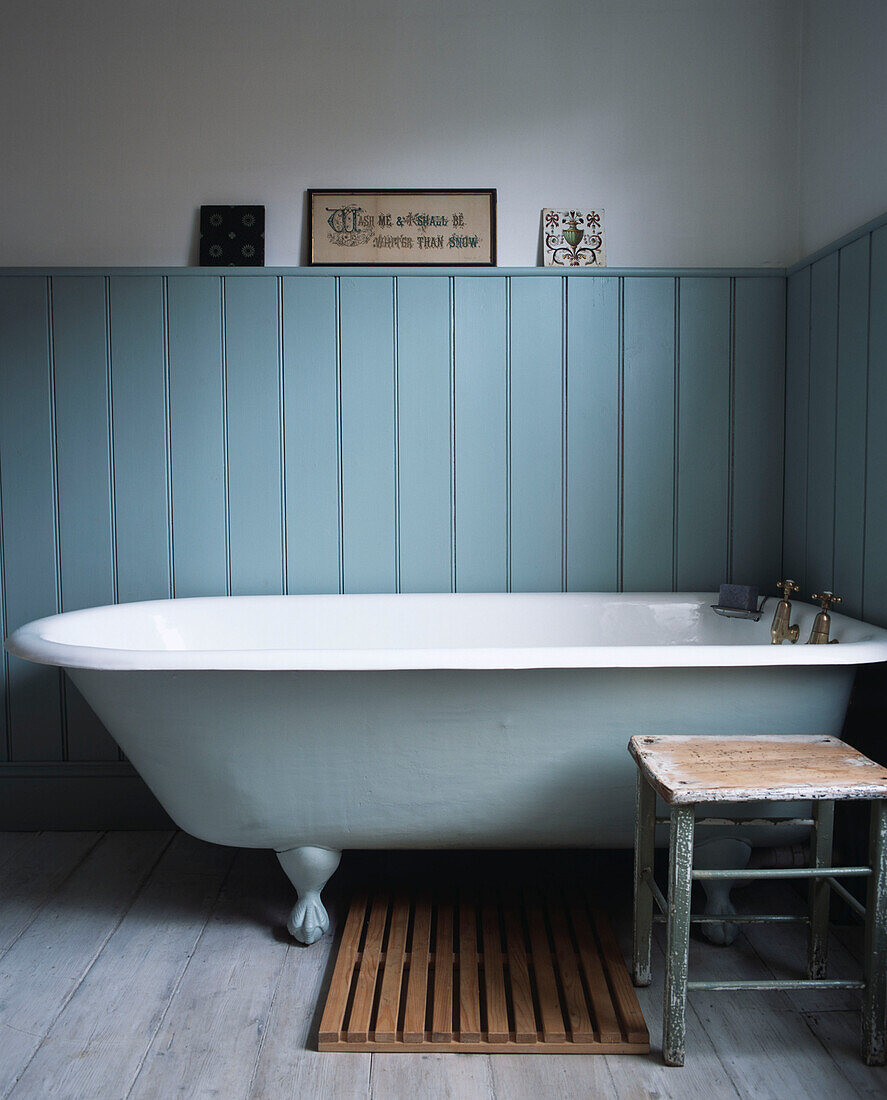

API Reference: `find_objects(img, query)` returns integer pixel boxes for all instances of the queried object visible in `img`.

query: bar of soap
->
[718,584,759,611]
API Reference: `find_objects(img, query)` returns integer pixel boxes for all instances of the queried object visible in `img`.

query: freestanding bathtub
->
[7,592,887,943]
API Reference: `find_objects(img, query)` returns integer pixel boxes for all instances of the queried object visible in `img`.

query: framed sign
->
[308,189,496,266]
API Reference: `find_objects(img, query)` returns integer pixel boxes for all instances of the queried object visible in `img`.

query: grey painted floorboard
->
[0,832,100,955]
[247,891,371,1100]
[0,836,882,1100]
[0,832,172,1098]
[9,834,234,1100]
[126,848,294,1100]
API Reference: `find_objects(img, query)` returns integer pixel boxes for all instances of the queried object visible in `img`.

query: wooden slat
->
[503,891,537,1045]
[570,895,622,1043]
[589,900,649,1046]
[320,887,648,1054]
[317,892,368,1044]
[431,901,454,1043]
[546,892,594,1044]
[345,896,388,1043]
[375,894,409,1042]
[481,894,509,1044]
[402,895,431,1043]
[524,889,566,1043]
[458,896,481,1042]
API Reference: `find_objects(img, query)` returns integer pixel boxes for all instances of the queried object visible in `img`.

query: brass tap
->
[807,591,841,644]
[771,580,800,644]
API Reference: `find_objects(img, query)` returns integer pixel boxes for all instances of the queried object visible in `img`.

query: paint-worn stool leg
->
[808,799,834,980]
[863,799,887,1065]
[663,804,695,1067]
[633,770,656,986]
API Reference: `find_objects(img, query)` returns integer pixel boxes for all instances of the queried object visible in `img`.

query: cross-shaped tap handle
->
[812,591,842,611]
[777,580,799,600]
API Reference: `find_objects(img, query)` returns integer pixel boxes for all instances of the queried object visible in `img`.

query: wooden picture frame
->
[308,189,497,266]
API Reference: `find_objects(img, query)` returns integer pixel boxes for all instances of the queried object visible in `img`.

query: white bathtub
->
[8,592,887,943]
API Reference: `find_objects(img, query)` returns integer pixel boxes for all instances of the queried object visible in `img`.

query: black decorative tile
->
[199,205,265,266]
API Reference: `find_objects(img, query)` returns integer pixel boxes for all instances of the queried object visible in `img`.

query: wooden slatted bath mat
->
[318,888,648,1054]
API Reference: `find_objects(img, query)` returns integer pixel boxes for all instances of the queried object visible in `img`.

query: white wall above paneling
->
[0,0,801,267]
[798,0,887,258]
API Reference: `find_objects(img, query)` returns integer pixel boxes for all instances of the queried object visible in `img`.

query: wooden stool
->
[628,734,887,1067]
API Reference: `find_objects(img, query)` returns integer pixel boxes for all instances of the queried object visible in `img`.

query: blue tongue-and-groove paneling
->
[784,218,887,625]
[0,267,785,821]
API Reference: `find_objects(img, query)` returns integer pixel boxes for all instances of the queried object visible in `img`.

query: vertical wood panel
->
[0,277,61,760]
[622,277,675,590]
[396,277,452,592]
[864,227,887,625]
[453,277,507,591]
[166,277,227,597]
[565,278,620,591]
[51,277,117,760]
[732,277,785,588]
[833,237,870,617]
[339,278,396,593]
[0,467,6,757]
[108,276,170,603]
[805,256,839,593]
[224,277,283,595]
[676,278,731,590]
[281,277,340,594]
[784,268,811,590]
[509,277,563,591]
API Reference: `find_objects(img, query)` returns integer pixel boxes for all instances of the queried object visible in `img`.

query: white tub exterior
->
[7,592,887,851]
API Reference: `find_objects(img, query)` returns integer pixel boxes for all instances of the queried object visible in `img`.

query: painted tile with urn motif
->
[542,209,606,267]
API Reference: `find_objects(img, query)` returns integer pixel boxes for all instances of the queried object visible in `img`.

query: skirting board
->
[0,764,174,829]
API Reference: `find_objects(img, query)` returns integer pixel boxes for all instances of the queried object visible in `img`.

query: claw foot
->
[693,836,751,947]
[275,845,341,946]
[287,893,329,945]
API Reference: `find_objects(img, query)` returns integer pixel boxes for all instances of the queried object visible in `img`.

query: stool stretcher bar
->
[687,979,866,992]
[691,866,871,880]
[654,817,815,827]
[826,876,867,919]
[653,913,808,924]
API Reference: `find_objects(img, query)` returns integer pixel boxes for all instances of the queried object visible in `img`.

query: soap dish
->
[710,597,769,622]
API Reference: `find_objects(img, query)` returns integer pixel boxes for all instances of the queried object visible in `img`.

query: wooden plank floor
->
[0,835,884,1099]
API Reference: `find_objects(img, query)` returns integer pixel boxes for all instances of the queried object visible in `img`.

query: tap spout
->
[807,591,841,644]
[771,580,800,644]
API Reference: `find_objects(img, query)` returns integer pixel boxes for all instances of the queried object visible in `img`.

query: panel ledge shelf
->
[0,266,788,278]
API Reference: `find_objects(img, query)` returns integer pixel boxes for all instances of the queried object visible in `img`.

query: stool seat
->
[629,734,887,804]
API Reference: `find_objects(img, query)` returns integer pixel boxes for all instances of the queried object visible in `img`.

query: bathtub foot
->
[693,837,752,946]
[275,845,342,945]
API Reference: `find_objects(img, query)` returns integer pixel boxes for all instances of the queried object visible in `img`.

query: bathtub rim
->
[6,591,887,672]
